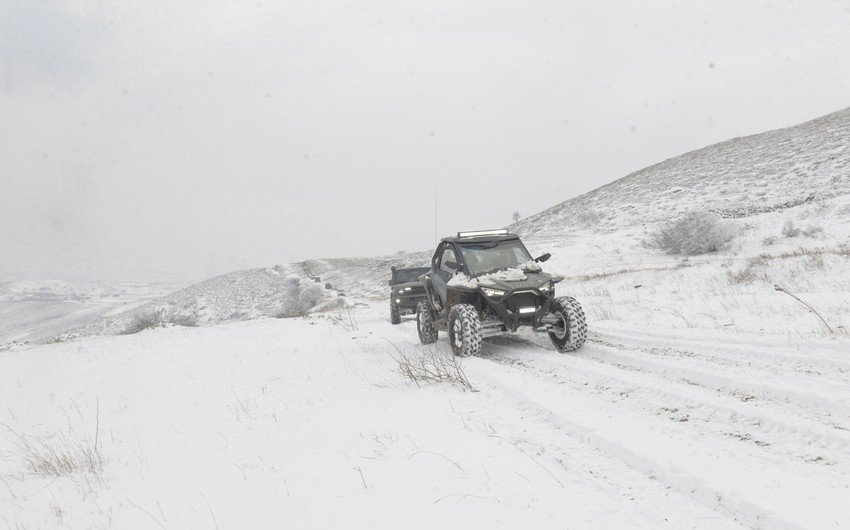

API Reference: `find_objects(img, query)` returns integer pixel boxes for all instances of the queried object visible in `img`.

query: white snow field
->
[2,304,849,529]
[3,108,850,528]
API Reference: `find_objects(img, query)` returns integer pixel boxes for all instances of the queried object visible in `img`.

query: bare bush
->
[802,225,824,237]
[388,344,472,390]
[121,308,165,334]
[278,277,328,318]
[575,208,603,227]
[298,283,326,312]
[169,310,199,327]
[647,211,734,255]
[781,219,823,239]
[122,307,198,334]
[782,219,801,238]
[322,308,359,331]
[727,255,772,285]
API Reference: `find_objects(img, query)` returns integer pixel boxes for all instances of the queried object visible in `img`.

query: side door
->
[430,242,460,312]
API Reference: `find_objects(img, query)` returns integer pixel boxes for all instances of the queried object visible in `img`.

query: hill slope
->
[506,108,850,337]
[518,107,850,234]
[38,253,431,343]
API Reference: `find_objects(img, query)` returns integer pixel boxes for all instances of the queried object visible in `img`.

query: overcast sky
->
[2,0,850,282]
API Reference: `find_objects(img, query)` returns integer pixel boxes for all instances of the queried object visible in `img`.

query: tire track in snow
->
[486,327,850,433]
[591,328,850,382]
[453,370,750,529]
[377,310,850,527]
[481,337,850,470]
[584,335,850,430]
[467,350,849,530]
[389,313,850,449]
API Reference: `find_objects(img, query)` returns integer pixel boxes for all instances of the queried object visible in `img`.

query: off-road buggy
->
[388,266,430,324]
[416,229,586,356]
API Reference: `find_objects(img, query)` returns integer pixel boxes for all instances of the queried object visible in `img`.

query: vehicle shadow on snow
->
[478,333,556,357]
[477,330,597,361]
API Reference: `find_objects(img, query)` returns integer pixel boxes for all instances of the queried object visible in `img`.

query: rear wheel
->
[548,296,587,352]
[390,303,401,324]
[448,304,482,357]
[416,301,438,344]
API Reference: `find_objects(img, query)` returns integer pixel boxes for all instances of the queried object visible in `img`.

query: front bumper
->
[484,290,553,332]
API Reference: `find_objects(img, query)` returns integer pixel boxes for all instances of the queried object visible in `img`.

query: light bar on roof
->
[457,229,508,238]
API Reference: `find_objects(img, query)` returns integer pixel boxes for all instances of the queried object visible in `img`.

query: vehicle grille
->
[506,292,542,314]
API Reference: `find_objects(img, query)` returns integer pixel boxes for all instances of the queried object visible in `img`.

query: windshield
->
[393,268,428,283]
[459,240,532,276]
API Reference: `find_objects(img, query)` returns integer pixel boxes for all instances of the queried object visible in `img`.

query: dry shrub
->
[648,211,734,255]
[782,219,801,238]
[121,306,198,334]
[727,263,770,285]
[782,219,824,238]
[389,345,472,390]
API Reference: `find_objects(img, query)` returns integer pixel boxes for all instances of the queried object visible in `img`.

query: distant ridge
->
[44,252,431,342]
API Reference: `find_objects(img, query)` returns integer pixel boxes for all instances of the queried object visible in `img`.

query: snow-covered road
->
[2,301,848,529]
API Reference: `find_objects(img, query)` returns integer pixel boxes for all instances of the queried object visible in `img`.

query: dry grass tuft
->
[12,430,107,484]
[386,342,473,390]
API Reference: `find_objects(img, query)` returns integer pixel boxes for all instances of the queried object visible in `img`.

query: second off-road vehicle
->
[416,229,586,356]
[388,266,430,324]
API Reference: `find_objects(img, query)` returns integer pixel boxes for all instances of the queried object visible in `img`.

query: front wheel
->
[548,296,587,352]
[416,301,439,344]
[448,304,482,357]
[390,303,401,324]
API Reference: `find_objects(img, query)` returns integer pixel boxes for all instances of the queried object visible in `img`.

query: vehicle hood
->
[447,267,553,292]
[391,280,425,290]
[476,270,553,292]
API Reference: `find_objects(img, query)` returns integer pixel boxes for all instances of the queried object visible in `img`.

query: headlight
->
[482,287,506,298]
[404,287,411,291]
[539,282,552,293]
[397,289,405,294]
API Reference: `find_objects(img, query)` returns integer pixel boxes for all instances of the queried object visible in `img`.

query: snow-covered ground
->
[3,108,850,528]
[2,300,849,529]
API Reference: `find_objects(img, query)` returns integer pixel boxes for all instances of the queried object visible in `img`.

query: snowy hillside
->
[518,107,850,233]
[50,265,327,340]
[297,252,431,298]
[512,107,850,336]
[33,253,431,344]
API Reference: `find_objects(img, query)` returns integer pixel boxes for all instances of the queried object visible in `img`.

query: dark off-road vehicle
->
[388,266,430,324]
[416,229,587,356]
